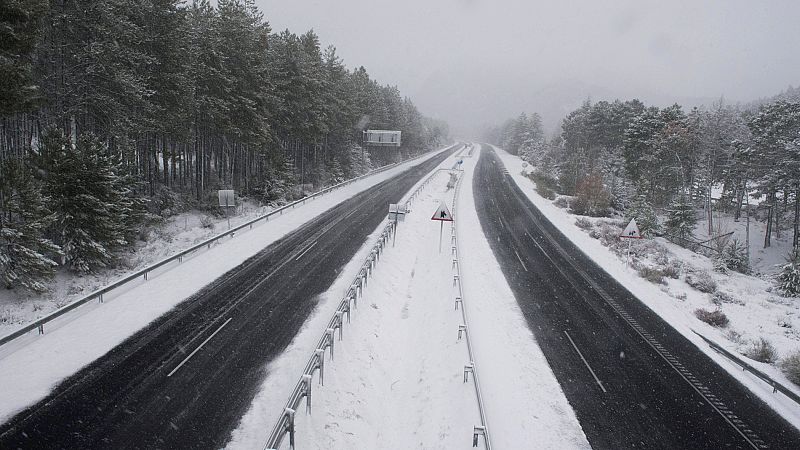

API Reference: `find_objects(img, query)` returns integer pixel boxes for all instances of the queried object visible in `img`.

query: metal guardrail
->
[263,219,397,449]
[450,162,492,449]
[0,145,458,350]
[693,330,800,406]
[262,153,459,450]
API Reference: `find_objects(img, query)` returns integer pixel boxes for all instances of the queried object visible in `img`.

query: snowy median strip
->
[262,157,482,449]
[449,156,492,449]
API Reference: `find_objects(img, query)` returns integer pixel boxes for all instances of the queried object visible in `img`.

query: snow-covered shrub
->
[714,240,749,274]
[630,238,663,261]
[694,308,729,327]
[537,186,556,200]
[199,216,215,230]
[528,170,559,192]
[638,266,666,285]
[742,337,778,363]
[725,329,744,344]
[570,173,611,217]
[661,260,682,279]
[553,196,569,209]
[151,186,184,218]
[778,253,800,296]
[597,223,625,252]
[711,291,744,306]
[575,217,593,230]
[781,351,800,385]
[654,250,669,266]
[685,270,717,293]
[526,170,558,200]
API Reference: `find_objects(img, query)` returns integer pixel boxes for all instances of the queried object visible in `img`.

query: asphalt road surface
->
[473,145,800,449]
[0,146,456,449]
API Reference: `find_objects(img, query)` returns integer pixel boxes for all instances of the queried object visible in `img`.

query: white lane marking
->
[514,250,528,272]
[342,208,359,220]
[564,330,607,393]
[168,318,233,377]
[295,241,318,261]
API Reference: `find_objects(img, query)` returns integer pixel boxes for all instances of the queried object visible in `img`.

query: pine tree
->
[627,193,660,236]
[41,132,143,272]
[0,0,48,115]
[0,159,61,291]
[665,195,696,241]
[714,239,749,274]
[779,252,800,296]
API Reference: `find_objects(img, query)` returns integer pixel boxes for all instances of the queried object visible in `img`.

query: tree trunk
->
[794,185,800,252]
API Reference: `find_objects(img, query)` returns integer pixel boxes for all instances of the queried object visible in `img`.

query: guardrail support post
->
[98,293,104,304]
[472,425,487,447]
[284,408,296,449]
[302,374,313,414]
[315,349,325,385]
[453,275,459,287]
[335,312,344,340]
[38,324,44,335]
[464,363,474,382]
[144,271,148,281]
[458,324,467,340]
[326,328,335,360]
[455,297,462,310]
[452,259,458,270]
[452,246,457,256]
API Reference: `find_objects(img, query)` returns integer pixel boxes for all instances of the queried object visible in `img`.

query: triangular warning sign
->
[431,201,454,222]
[620,218,642,239]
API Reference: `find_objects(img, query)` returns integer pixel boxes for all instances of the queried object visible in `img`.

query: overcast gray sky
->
[255,0,800,137]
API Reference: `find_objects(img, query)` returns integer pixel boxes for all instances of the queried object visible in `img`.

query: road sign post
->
[218,189,235,229]
[388,203,407,247]
[431,201,454,253]
[619,218,643,268]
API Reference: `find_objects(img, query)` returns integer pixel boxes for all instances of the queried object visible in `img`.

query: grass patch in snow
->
[742,337,779,363]
[694,308,729,327]
[781,351,800,386]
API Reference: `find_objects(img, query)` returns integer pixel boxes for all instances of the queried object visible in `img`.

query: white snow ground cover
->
[0,148,448,424]
[0,199,272,333]
[228,148,589,449]
[491,144,800,429]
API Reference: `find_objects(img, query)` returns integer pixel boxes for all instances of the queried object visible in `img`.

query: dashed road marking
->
[168,318,233,377]
[564,330,607,393]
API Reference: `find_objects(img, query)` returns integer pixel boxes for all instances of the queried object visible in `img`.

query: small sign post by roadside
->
[218,189,235,230]
[619,218,643,268]
[388,203,407,247]
[431,201,454,253]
